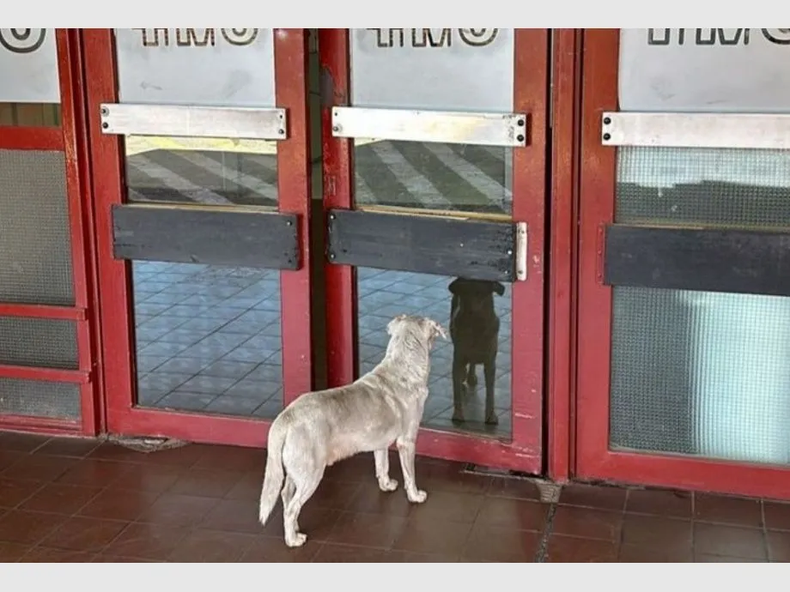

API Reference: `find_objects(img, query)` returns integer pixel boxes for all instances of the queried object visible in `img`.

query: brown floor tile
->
[193,445,265,472]
[618,543,692,562]
[462,523,540,562]
[474,496,548,531]
[138,493,218,527]
[311,542,392,562]
[384,550,459,562]
[107,463,183,493]
[0,450,24,472]
[224,472,262,501]
[487,476,542,501]
[621,513,692,549]
[307,479,362,511]
[167,529,256,562]
[0,432,49,452]
[78,488,161,521]
[239,535,320,562]
[0,478,44,509]
[40,516,129,552]
[419,462,491,495]
[2,455,77,482]
[19,546,95,562]
[695,553,766,562]
[33,437,102,458]
[552,506,622,541]
[345,481,414,517]
[0,541,30,561]
[545,534,618,562]
[103,523,188,560]
[408,490,484,524]
[766,530,790,561]
[168,468,245,498]
[57,459,134,487]
[91,553,156,562]
[19,483,103,515]
[0,510,67,544]
[764,501,790,532]
[201,498,279,534]
[559,483,627,511]
[694,523,767,560]
[626,488,692,518]
[87,442,156,464]
[392,517,472,556]
[326,511,407,548]
[694,493,763,527]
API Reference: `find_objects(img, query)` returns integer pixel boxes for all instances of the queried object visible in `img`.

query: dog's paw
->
[451,410,465,423]
[408,489,428,504]
[485,413,499,426]
[378,477,399,492]
[466,373,478,387]
[285,532,307,548]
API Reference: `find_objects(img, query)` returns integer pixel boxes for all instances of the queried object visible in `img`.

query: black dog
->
[448,278,506,425]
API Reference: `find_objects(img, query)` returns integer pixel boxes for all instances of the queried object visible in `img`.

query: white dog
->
[257,314,447,547]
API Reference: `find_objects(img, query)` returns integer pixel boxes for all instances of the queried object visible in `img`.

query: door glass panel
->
[610,146,790,465]
[125,136,278,207]
[357,267,512,438]
[132,261,282,418]
[353,139,512,216]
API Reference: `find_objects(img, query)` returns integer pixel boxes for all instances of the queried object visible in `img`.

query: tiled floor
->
[132,263,513,438]
[0,431,787,562]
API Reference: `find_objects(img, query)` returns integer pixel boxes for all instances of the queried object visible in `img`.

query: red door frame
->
[319,29,548,473]
[82,29,313,447]
[575,29,790,500]
[0,29,102,437]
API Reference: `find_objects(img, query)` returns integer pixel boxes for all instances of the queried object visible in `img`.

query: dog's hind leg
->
[451,355,466,423]
[282,466,323,548]
[281,476,296,527]
[465,363,478,387]
[483,357,498,425]
[374,449,398,492]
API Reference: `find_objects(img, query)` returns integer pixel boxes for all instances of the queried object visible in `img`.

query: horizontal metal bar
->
[0,304,86,321]
[604,224,790,297]
[327,208,517,282]
[100,103,288,140]
[0,364,91,384]
[602,112,790,150]
[332,107,527,147]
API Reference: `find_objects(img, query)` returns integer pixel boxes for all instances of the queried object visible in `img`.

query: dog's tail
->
[258,418,286,526]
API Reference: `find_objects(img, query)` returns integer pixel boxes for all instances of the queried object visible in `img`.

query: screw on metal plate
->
[603,132,611,141]
[286,220,293,226]
[517,118,525,127]
[603,116,612,125]
[100,106,109,116]
[101,122,109,129]
[278,128,285,135]
[329,213,336,221]
[328,252,336,260]
[332,125,340,133]
[516,134,525,143]
[278,112,284,119]
[507,249,513,256]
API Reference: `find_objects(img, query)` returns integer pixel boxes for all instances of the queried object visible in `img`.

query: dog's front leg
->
[484,356,498,425]
[374,449,398,492]
[396,437,427,503]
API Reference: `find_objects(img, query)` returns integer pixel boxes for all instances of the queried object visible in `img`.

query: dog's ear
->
[425,318,448,341]
[448,278,462,294]
[492,281,506,296]
[387,314,408,336]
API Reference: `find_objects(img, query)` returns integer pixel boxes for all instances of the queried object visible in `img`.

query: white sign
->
[0,29,60,103]
[115,28,276,107]
[350,28,514,113]
[620,28,790,113]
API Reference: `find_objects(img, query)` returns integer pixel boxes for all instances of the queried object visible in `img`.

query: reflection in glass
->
[353,139,512,216]
[132,261,282,419]
[0,103,61,127]
[610,147,790,465]
[356,267,512,438]
[124,136,278,207]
